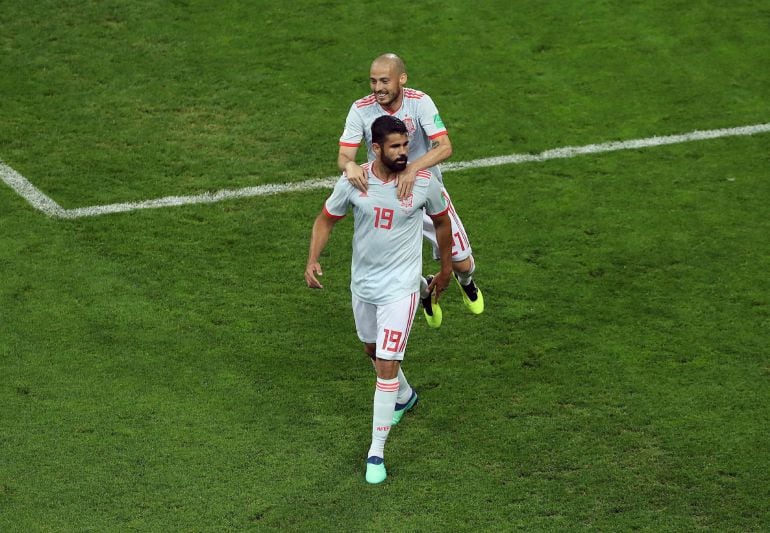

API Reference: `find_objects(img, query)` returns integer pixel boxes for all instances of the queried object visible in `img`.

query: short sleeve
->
[339,104,364,147]
[424,173,449,217]
[323,176,353,218]
[416,94,448,140]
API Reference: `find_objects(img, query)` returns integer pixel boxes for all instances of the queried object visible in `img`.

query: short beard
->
[384,157,407,173]
[378,89,401,108]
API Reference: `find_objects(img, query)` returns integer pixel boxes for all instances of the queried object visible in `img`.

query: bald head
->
[369,53,408,110]
[371,53,406,76]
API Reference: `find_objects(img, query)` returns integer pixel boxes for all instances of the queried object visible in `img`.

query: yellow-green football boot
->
[455,275,484,314]
[421,275,442,328]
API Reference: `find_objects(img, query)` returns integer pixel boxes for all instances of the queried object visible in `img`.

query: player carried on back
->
[337,53,484,328]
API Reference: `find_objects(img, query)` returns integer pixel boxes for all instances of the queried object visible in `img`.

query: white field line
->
[2,122,769,219]
[0,161,67,217]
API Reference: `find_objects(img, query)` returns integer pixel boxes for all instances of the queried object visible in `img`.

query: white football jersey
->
[339,88,448,183]
[323,163,449,305]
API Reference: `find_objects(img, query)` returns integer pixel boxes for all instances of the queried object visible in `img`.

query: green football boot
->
[366,456,387,484]
[392,390,418,425]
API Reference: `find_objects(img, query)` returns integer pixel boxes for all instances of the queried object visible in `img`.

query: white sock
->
[368,376,399,459]
[396,367,413,405]
[455,256,476,286]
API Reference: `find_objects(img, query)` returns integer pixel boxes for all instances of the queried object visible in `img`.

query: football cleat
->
[421,275,443,328]
[366,456,387,484]
[455,275,484,314]
[392,390,418,425]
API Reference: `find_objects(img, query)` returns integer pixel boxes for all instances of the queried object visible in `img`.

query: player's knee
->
[374,358,400,380]
[452,256,473,274]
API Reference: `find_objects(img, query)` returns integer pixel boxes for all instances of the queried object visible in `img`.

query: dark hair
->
[371,115,408,146]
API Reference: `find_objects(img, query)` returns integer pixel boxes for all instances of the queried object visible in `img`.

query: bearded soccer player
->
[306,115,453,484]
[338,53,484,329]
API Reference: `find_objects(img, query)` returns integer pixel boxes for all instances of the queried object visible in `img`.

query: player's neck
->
[372,162,398,183]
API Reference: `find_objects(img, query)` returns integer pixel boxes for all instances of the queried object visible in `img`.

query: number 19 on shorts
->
[381,328,403,352]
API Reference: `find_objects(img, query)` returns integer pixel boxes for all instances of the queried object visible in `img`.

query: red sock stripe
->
[376,380,400,392]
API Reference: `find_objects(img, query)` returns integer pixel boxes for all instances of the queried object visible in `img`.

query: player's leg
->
[352,295,389,483]
[361,322,416,425]
[361,320,414,415]
[423,188,484,314]
[353,295,378,361]
[364,291,419,484]
[392,364,418,425]
[392,283,419,422]
[453,254,484,315]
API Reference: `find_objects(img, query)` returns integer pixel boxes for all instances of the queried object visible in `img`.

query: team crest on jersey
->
[399,193,414,209]
[402,117,416,136]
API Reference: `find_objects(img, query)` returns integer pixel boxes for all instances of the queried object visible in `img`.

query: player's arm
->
[397,134,453,200]
[337,144,368,192]
[305,211,339,289]
[427,210,453,301]
[338,105,368,192]
[410,133,453,173]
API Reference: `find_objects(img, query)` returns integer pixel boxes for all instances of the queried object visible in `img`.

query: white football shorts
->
[352,291,419,361]
[422,186,473,262]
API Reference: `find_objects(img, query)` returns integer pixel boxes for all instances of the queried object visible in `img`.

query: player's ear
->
[400,72,408,86]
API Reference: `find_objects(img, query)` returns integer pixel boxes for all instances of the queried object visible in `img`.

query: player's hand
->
[396,165,417,200]
[345,162,368,192]
[427,270,452,302]
[305,262,324,289]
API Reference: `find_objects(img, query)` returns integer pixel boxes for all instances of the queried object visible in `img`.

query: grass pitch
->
[1,1,769,531]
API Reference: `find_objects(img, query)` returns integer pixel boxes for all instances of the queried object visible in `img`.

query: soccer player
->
[338,53,484,328]
[306,116,453,484]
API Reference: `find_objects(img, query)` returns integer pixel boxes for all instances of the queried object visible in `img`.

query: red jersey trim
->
[339,141,360,147]
[416,169,432,180]
[403,88,425,99]
[428,206,450,218]
[355,94,377,108]
[428,130,448,140]
[323,205,346,220]
[353,87,424,110]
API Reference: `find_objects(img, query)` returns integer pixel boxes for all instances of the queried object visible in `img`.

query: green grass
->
[2,1,769,531]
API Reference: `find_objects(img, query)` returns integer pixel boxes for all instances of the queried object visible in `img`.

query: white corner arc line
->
[0,161,66,217]
[2,122,769,219]
[59,178,340,219]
